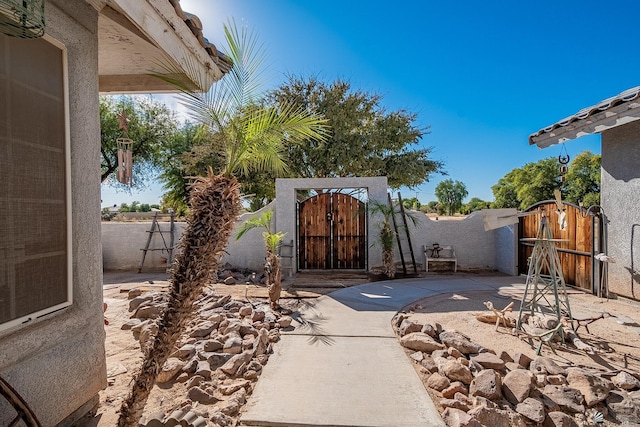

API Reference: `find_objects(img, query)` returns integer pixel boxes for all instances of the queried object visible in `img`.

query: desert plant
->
[117,19,326,427]
[369,199,420,278]
[236,210,286,308]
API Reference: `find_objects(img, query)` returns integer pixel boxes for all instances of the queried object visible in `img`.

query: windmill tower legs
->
[516,216,573,340]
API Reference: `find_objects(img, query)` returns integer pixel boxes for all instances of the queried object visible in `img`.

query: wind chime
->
[558,143,570,184]
[117,107,134,186]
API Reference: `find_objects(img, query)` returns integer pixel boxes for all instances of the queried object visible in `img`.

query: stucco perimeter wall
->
[0,2,107,426]
[102,203,276,273]
[602,120,640,300]
[406,211,516,274]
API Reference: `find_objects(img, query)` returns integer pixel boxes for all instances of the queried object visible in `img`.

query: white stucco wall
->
[0,2,107,426]
[102,201,517,276]
[601,120,640,300]
[401,210,516,274]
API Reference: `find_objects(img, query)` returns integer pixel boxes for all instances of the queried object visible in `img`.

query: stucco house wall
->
[601,120,640,299]
[0,2,106,426]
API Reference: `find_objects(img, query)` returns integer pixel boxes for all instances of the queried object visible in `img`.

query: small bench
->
[423,244,457,272]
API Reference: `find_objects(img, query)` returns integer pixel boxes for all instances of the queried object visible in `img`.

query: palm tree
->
[117,20,327,427]
[369,199,420,278]
[236,210,286,309]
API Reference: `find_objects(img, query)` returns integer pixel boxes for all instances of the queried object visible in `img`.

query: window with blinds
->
[0,34,71,332]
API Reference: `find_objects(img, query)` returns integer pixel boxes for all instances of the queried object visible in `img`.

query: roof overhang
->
[93,0,231,94]
[529,86,640,149]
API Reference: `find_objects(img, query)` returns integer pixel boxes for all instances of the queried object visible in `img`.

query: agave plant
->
[117,19,327,427]
[236,210,286,309]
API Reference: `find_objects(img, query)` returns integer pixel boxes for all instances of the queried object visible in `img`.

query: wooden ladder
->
[388,192,418,275]
[138,211,175,273]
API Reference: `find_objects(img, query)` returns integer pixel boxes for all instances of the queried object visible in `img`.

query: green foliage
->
[154,19,328,182]
[435,179,468,215]
[100,95,180,189]
[268,76,444,189]
[491,151,601,209]
[463,197,491,214]
[235,210,286,254]
[402,197,421,210]
[563,151,601,207]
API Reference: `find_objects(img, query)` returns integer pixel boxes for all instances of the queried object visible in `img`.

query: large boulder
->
[502,369,534,404]
[565,367,612,406]
[439,331,484,354]
[400,332,445,352]
[469,369,502,401]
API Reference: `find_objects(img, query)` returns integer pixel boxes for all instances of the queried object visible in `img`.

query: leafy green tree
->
[490,152,599,210]
[118,203,130,213]
[464,197,491,214]
[403,197,421,210]
[139,204,151,212]
[435,179,468,215]
[268,76,444,189]
[564,151,601,207]
[491,174,519,208]
[100,95,180,189]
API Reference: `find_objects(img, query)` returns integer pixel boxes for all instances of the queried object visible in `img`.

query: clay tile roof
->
[169,0,233,75]
[529,86,640,147]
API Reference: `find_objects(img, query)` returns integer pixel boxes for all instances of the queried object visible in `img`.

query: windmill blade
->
[554,189,564,211]
[483,209,518,231]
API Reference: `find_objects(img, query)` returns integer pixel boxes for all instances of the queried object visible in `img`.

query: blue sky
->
[101,0,638,207]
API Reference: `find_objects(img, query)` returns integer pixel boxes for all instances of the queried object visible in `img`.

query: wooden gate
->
[298,192,367,270]
[518,201,595,291]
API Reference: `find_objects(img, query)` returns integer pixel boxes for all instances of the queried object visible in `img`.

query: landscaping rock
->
[516,397,545,423]
[502,369,533,404]
[530,356,567,376]
[543,411,579,427]
[187,386,218,405]
[442,381,467,399]
[207,352,233,370]
[157,357,185,384]
[566,367,612,406]
[421,356,438,373]
[443,359,473,385]
[190,321,218,338]
[203,339,224,352]
[541,385,584,413]
[467,406,511,427]
[220,388,246,416]
[277,316,293,328]
[439,330,484,354]
[469,369,502,401]
[512,352,533,369]
[400,332,445,352]
[440,398,470,412]
[220,351,253,376]
[606,389,640,424]
[399,318,423,336]
[442,408,482,427]
[129,295,153,312]
[172,344,196,360]
[421,323,438,338]
[611,370,640,390]
[471,352,505,370]
[410,351,424,362]
[238,305,253,317]
[251,309,265,322]
[426,372,451,391]
[223,336,243,354]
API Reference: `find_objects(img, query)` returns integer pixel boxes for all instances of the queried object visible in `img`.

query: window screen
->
[0,34,70,330]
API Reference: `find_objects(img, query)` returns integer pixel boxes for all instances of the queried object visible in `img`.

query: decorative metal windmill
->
[483,189,573,337]
[116,108,134,186]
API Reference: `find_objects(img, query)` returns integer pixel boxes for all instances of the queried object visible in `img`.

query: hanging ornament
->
[116,107,134,186]
[558,143,570,184]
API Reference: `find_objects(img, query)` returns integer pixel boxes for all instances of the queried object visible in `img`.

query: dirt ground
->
[89,271,640,426]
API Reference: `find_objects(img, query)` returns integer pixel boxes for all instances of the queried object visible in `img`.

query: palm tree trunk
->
[266,251,282,309]
[118,174,241,427]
